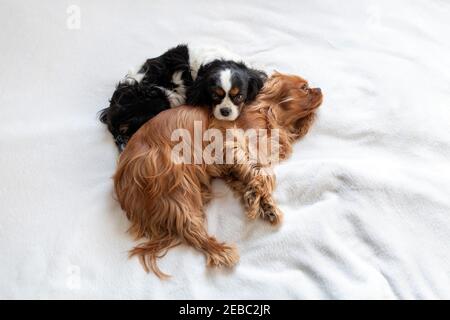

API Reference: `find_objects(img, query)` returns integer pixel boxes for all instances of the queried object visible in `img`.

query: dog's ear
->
[246,68,267,102]
[186,75,209,106]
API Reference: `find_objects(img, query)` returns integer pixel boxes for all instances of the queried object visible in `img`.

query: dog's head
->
[261,72,323,131]
[187,60,267,121]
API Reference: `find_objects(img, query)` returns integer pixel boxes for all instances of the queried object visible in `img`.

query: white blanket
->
[1,0,449,299]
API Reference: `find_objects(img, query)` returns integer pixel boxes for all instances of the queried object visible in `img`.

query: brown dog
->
[114,72,323,278]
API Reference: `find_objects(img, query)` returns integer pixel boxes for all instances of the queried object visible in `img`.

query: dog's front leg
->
[226,166,282,225]
[222,141,283,225]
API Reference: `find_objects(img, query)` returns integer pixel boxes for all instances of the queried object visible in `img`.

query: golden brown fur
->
[114,72,323,278]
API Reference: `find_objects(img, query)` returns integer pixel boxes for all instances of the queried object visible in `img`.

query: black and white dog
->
[99,44,267,151]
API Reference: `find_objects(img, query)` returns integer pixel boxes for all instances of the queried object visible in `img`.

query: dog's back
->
[114,105,238,277]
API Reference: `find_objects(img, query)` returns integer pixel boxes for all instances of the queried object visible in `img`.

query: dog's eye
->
[301,84,308,90]
[234,94,244,102]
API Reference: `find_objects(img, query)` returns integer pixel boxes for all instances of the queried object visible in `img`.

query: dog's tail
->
[129,235,182,279]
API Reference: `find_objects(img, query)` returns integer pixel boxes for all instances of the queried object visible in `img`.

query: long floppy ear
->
[186,75,209,106]
[246,68,267,102]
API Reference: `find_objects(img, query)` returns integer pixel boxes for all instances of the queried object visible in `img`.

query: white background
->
[0,0,449,299]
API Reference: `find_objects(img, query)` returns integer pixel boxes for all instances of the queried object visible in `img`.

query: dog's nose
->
[312,88,322,94]
[220,108,231,117]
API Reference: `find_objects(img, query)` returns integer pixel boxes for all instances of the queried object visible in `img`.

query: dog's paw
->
[206,244,239,268]
[260,200,283,225]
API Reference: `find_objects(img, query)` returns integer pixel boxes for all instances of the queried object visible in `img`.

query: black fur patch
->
[99,45,191,152]
[99,84,170,151]
[139,44,193,89]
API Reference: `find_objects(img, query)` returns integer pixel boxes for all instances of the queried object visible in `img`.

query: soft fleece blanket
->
[1,0,449,299]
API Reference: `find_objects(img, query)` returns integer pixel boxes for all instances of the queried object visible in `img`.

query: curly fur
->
[98,83,170,151]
